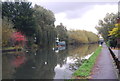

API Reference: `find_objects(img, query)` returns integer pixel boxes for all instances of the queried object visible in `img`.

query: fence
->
[108,48,120,75]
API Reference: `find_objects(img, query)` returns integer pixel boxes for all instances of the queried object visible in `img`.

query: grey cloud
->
[34,2,117,19]
[65,5,93,19]
[36,2,117,13]
[36,2,93,13]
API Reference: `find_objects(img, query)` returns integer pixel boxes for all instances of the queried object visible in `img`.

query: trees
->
[2,1,37,47]
[95,13,118,42]
[56,23,68,41]
[95,13,120,48]
[2,2,58,47]
[2,1,36,37]
[68,30,99,44]
[2,17,15,47]
[2,1,100,48]
[68,30,88,44]
[11,32,26,47]
[33,4,57,46]
[109,25,120,38]
[108,21,120,48]
[85,31,99,43]
[55,23,69,46]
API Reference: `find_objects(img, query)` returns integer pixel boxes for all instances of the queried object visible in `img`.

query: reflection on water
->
[2,44,99,79]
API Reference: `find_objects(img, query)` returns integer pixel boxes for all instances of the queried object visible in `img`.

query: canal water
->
[2,44,99,79]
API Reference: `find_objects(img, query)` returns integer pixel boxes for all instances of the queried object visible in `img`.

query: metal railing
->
[108,48,120,74]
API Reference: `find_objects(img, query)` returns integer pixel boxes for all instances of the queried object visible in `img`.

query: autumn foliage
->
[68,30,99,44]
[11,32,27,47]
[2,17,27,47]
[2,17,15,46]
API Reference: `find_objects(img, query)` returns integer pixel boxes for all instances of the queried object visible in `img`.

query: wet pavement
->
[91,44,118,79]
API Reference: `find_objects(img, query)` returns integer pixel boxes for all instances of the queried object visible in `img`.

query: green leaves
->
[109,24,120,38]
[95,13,118,41]
[56,23,68,41]
[2,17,15,46]
[68,30,99,44]
[33,4,57,46]
[2,2,36,37]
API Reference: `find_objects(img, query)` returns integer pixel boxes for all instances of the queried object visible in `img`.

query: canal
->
[2,44,99,79]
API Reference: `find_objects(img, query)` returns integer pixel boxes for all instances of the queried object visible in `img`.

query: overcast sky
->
[29,0,118,33]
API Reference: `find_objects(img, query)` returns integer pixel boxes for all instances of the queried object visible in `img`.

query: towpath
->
[91,43,118,79]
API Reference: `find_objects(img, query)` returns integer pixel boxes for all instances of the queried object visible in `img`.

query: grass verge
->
[73,46,102,78]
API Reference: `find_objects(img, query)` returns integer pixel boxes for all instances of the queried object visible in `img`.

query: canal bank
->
[73,46,102,79]
[91,43,118,79]
[73,43,119,80]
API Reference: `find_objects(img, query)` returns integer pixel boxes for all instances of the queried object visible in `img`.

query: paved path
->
[91,44,118,79]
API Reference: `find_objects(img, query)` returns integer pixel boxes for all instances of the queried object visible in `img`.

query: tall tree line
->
[2,1,58,47]
[2,1,100,48]
[55,23,68,45]
[95,13,118,42]
[68,30,99,44]
[2,2,36,37]
[33,5,57,47]
[95,13,120,48]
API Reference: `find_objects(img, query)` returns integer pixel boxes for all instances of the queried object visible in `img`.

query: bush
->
[2,17,15,47]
